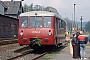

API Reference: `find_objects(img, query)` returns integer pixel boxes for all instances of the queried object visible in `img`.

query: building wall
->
[0,4,4,15]
[0,15,19,38]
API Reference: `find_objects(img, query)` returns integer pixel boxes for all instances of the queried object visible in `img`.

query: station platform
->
[49,43,90,60]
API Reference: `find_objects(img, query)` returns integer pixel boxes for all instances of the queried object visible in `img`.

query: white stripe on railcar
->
[20,11,59,17]
[20,11,65,21]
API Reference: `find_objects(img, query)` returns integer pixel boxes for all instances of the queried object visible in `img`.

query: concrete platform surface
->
[49,44,90,60]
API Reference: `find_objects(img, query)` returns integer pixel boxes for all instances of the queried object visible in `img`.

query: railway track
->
[7,45,67,60]
[0,39,18,46]
[7,52,47,60]
[0,39,68,60]
[0,41,49,60]
[1,46,67,60]
[31,52,47,60]
[7,51,31,60]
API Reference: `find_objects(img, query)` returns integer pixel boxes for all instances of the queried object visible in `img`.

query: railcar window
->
[61,20,64,28]
[58,20,61,28]
[44,17,51,28]
[21,16,28,28]
[30,16,42,28]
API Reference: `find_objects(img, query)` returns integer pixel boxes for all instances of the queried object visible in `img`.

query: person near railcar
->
[78,31,88,60]
[76,29,81,58]
[72,34,79,59]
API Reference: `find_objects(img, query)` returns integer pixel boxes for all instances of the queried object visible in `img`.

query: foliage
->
[23,3,33,12]
[28,3,33,11]
[43,54,55,60]
[35,38,42,46]
[85,20,90,32]
[44,6,59,15]
[23,4,28,12]
[33,5,44,11]
[43,49,60,60]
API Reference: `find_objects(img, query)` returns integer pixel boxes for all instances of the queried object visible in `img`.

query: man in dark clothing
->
[72,34,79,59]
[76,29,80,40]
[75,29,81,58]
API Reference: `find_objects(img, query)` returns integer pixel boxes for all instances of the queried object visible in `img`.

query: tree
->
[23,4,28,12]
[44,6,59,15]
[33,5,44,11]
[23,3,33,12]
[85,20,90,32]
[28,3,33,11]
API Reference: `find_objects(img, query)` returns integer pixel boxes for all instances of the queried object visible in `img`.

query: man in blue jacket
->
[78,31,87,60]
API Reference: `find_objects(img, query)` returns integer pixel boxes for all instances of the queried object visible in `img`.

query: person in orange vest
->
[78,31,88,60]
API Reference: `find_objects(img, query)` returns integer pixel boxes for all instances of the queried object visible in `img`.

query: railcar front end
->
[18,16,56,49]
[18,11,66,49]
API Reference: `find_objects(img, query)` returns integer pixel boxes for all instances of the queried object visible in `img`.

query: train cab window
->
[44,17,51,28]
[30,16,42,28]
[21,16,28,28]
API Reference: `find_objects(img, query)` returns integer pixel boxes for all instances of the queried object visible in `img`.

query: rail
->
[32,52,47,60]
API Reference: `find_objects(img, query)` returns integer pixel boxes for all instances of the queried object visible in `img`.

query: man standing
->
[76,29,80,40]
[78,31,87,60]
[72,34,79,59]
[76,29,80,58]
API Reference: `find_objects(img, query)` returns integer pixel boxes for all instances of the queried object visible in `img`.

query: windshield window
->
[30,16,42,28]
[44,17,51,28]
[21,16,28,28]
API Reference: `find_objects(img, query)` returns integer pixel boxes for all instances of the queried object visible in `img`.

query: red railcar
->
[18,11,66,49]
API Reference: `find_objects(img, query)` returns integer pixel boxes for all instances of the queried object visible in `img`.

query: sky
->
[1,0,90,22]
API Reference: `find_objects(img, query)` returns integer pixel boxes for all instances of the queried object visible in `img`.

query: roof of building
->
[1,1,22,14]
[0,14,18,20]
[0,1,7,8]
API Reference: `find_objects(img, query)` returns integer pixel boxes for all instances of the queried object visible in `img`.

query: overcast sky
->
[1,0,90,22]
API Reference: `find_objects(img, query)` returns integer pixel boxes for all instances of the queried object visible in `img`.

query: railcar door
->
[55,18,58,44]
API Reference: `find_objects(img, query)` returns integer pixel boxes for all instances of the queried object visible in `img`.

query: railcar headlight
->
[48,32,52,36]
[20,32,23,36]
[48,30,52,36]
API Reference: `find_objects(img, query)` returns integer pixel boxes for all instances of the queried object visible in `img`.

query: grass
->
[42,47,64,60]
[43,54,55,60]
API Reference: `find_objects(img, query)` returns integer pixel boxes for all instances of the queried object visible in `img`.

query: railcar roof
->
[20,11,60,17]
[20,11,66,22]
